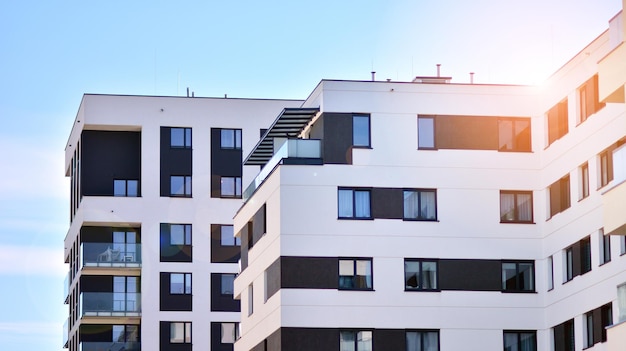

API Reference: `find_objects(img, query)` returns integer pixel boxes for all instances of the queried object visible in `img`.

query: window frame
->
[352,114,371,148]
[548,175,571,218]
[220,176,242,198]
[599,149,614,188]
[220,225,240,247]
[546,98,569,147]
[497,117,531,152]
[169,273,192,295]
[170,322,192,344]
[501,260,535,293]
[170,175,192,197]
[220,128,242,150]
[338,258,373,291]
[404,259,439,291]
[547,255,554,291]
[620,235,626,256]
[403,189,437,221]
[340,330,373,351]
[338,188,372,220]
[220,273,236,295]
[220,322,240,344]
[580,163,590,200]
[406,330,440,351]
[418,115,436,150]
[170,127,192,148]
[499,190,534,223]
[170,224,192,246]
[600,229,611,265]
[503,330,537,351]
[114,179,139,197]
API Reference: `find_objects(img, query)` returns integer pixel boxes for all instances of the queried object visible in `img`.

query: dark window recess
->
[438,259,502,291]
[160,321,192,351]
[553,319,575,351]
[403,189,437,221]
[500,191,533,223]
[600,230,611,265]
[79,324,140,347]
[338,188,371,219]
[584,302,612,347]
[160,224,192,263]
[211,128,243,198]
[160,272,192,311]
[578,74,605,123]
[565,236,591,282]
[549,175,570,218]
[239,204,267,272]
[547,99,569,146]
[210,224,241,263]
[160,127,192,197]
[501,261,535,292]
[503,331,536,351]
[211,273,240,312]
[404,259,438,291]
[338,258,373,290]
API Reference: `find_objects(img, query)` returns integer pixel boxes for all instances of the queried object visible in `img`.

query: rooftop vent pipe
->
[436,64,441,77]
[371,71,376,81]
[470,72,475,84]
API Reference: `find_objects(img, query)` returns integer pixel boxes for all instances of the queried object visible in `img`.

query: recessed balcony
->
[81,242,142,268]
[79,292,141,317]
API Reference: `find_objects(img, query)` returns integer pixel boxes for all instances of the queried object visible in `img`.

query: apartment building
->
[62,95,304,351]
[232,6,626,351]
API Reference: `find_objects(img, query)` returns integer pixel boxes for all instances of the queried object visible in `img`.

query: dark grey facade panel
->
[160,127,192,197]
[79,324,114,342]
[210,224,241,263]
[252,204,267,246]
[210,128,243,197]
[239,227,248,271]
[280,328,340,351]
[438,259,502,291]
[435,115,498,150]
[159,272,192,311]
[210,273,241,312]
[210,322,235,351]
[321,113,353,165]
[80,275,113,292]
[373,329,405,351]
[80,226,141,243]
[240,204,267,272]
[371,188,403,219]
[281,256,339,290]
[81,130,141,196]
[265,258,281,300]
[266,327,281,351]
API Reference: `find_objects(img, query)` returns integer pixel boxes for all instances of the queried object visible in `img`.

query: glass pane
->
[221,129,234,148]
[519,263,534,291]
[170,176,184,195]
[356,260,372,289]
[185,274,192,294]
[221,323,236,343]
[404,261,421,289]
[113,325,124,342]
[404,191,419,219]
[406,332,421,351]
[420,191,436,220]
[424,331,438,351]
[171,273,184,294]
[519,332,536,351]
[127,180,138,197]
[184,225,191,245]
[422,261,437,289]
[357,331,372,351]
[354,191,370,218]
[114,276,126,293]
[235,177,242,195]
[114,180,126,196]
[221,177,235,196]
[500,193,515,221]
[503,333,519,351]
[185,128,191,147]
[235,129,242,148]
[170,323,185,343]
[184,176,191,195]
[221,225,235,246]
[338,190,354,218]
[171,225,184,245]
[502,263,517,290]
[185,322,191,343]
[339,260,354,276]
[340,331,356,351]
[222,274,235,294]
[353,115,370,147]
[171,128,184,147]
[418,117,435,148]
[499,119,514,150]
[517,193,532,222]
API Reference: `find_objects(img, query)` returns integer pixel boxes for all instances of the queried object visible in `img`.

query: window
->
[404,259,438,291]
[340,330,372,351]
[339,258,373,290]
[503,331,536,351]
[580,163,589,199]
[547,256,554,291]
[406,330,439,351]
[170,273,192,294]
[565,236,591,282]
[338,188,371,219]
[418,116,435,149]
[500,191,533,223]
[220,129,242,149]
[599,149,614,188]
[220,225,240,246]
[621,235,626,255]
[553,319,574,351]
[578,75,604,123]
[171,127,192,148]
[221,274,235,295]
[170,322,192,343]
[584,311,594,348]
[171,176,192,197]
[220,176,242,198]
[600,229,611,265]
[170,224,192,245]
[403,189,437,220]
[547,99,568,146]
[248,284,253,316]
[353,115,370,147]
[220,322,240,344]
[549,175,570,218]
[498,118,531,152]
[585,303,613,347]
[502,261,535,292]
[618,284,626,323]
[114,179,139,197]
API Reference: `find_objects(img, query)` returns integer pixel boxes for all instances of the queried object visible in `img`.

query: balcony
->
[243,139,322,201]
[602,145,626,236]
[64,272,70,304]
[79,342,140,351]
[79,292,141,317]
[63,317,69,348]
[81,243,141,268]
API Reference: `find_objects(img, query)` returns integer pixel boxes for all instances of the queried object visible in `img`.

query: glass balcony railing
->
[63,317,69,348]
[243,139,321,201]
[64,272,70,304]
[79,341,141,351]
[79,292,141,317]
[80,243,141,268]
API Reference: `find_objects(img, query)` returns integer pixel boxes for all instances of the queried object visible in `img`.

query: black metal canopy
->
[244,107,320,166]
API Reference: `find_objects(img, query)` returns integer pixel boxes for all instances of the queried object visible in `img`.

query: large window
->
[578,75,604,123]
[502,261,535,292]
[503,331,536,351]
[565,236,591,282]
[553,319,574,351]
[220,176,242,198]
[407,330,439,351]
[339,258,373,290]
[170,224,192,246]
[171,127,192,148]
[600,229,611,265]
[546,99,568,146]
[220,225,240,246]
[404,259,437,291]
[114,179,139,197]
[403,189,437,220]
[338,188,371,219]
[340,330,372,351]
[549,175,570,218]
[221,129,242,149]
[498,118,531,152]
[170,273,192,294]
[170,322,192,343]
[584,303,612,347]
[500,191,533,223]
[353,115,371,147]
[171,175,192,197]
[418,116,435,149]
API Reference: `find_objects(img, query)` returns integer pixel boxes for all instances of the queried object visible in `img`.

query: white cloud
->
[0,245,66,277]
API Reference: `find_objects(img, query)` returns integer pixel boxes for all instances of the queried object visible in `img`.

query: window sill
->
[338,288,374,292]
[338,217,374,220]
[403,218,439,222]
[501,290,537,294]
[404,288,440,292]
[352,146,372,149]
[599,260,611,267]
[500,220,535,224]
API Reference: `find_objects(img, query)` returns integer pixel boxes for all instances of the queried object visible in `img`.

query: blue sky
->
[0,0,621,349]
